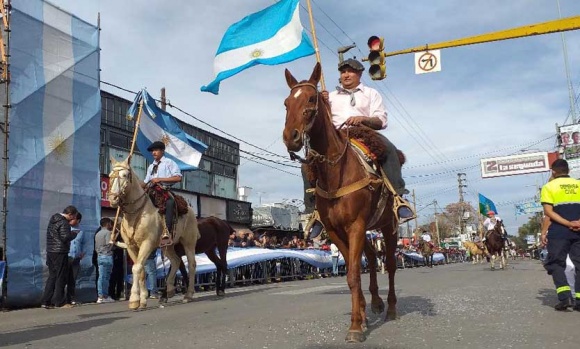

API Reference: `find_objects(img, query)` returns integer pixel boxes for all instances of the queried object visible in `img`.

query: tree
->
[515,212,542,249]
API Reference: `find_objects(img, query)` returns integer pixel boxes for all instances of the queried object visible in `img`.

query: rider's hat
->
[487,211,495,216]
[338,58,365,72]
[147,141,166,152]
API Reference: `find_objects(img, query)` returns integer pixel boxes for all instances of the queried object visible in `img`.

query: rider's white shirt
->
[144,156,182,186]
[421,234,432,242]
[328,83,388,129]
[483,216,502,231]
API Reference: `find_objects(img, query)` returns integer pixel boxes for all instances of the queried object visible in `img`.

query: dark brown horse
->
[484,221,506,270]
[174,216,232,296]
[282,63,399,343]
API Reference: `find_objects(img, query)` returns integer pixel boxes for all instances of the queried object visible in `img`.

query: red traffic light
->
[367,36,384,51]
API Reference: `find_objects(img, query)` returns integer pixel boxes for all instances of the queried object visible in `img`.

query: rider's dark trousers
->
[544,237,580,301]
[376,133,406,196]
[165,196,175,233]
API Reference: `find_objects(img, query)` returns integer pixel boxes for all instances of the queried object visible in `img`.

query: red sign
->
[101,176,110,207]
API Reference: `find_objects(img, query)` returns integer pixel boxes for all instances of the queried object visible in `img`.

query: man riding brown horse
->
[141,141,182,246]
[304,58,414,238]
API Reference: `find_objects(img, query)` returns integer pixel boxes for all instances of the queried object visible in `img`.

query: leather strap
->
[315,177,382,199]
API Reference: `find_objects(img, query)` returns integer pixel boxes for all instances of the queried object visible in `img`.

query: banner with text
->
[481,152,550,178]
[560,123,580,179]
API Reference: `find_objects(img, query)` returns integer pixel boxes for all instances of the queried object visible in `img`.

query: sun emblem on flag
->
[48,133,69,160]
[160,133,171,146]
[250,49,264,59]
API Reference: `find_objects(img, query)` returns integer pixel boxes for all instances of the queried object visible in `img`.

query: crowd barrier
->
[124,248,464,293]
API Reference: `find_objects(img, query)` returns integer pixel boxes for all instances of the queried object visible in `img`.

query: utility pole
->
[160,87,167,111]
[412,189,418,236]
[434,199,441,247]
[457,173,467,237]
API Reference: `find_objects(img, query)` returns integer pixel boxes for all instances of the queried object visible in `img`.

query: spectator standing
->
[108,233,126,300]
[66,212,85,305]
[41,205,79,309]
[94,218,115,303]
[144,249,159,299]
[331,242,340,276]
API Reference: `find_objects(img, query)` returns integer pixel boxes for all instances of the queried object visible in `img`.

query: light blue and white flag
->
[7,0,101,307]
[201,0,315,94]
[128,90,208,170]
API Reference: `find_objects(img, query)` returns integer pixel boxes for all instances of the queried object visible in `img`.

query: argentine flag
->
[128,90,208,170]
[201,0,315,94]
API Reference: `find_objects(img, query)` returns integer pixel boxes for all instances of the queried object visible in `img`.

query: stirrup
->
[394,196,416,224]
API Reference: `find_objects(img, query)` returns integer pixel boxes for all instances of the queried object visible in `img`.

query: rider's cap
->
[147,141,166,152]
[338,58,365,72]
[487,211,495,215]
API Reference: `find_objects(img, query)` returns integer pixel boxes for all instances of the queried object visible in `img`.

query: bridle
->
[287,82,349,166]
[108,165,148,215]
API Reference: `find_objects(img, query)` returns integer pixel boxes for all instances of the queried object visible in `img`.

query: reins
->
[287,83,349,166]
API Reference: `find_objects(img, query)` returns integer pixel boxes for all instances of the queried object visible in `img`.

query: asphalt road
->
[0,259,577,349]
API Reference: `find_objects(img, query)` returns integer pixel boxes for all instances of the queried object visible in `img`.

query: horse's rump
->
[147,185,189,216]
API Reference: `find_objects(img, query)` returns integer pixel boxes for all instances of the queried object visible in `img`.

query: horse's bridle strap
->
[315,177,382,200]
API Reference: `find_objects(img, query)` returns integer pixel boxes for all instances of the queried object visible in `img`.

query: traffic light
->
[367,36,386,80]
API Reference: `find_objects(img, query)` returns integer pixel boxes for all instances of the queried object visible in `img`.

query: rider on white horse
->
[142,141,182,246]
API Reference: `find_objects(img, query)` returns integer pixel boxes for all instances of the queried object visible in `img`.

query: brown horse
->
[484,222,506,270]
[282,63,399,343]
[419,241,434,268]
[174,216,232,297]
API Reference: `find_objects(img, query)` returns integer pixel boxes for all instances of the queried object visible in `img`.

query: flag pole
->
[110,98,144,244]
[305,0,326,91]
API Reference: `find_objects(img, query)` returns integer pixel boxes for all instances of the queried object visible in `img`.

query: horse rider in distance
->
[482,211,506,242]
[141,141,182,246]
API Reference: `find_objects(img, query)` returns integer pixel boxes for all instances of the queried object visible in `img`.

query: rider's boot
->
[160,223,173,247]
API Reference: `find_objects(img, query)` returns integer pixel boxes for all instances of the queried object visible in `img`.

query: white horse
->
[108,157,200,309]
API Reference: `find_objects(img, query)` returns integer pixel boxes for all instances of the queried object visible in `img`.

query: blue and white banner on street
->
[201,0,315,94]
[515,201,543,216]
[7,0,101,307]
[128,89,208,171]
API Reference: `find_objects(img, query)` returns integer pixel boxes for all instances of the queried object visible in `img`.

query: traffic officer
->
[540,159,580,311]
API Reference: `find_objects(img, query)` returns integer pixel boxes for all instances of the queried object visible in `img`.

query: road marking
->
[270,285,345,295]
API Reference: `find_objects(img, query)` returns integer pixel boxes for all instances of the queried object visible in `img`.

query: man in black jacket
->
[41,205,79,308]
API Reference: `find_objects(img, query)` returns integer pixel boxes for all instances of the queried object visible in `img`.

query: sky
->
[48,0,580,234]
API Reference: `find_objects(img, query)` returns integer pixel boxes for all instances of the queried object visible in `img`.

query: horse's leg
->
[364,240,384,316]
[343,224,366,343]
[125,245,141,310]
[382,226,398,321]
[205,248,223,296]
[182,241,197,302]
[217,243,228,296]
[163,246,181,299]
[490,254,496,270]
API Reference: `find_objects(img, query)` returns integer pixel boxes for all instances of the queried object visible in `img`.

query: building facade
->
[99,90,252,228]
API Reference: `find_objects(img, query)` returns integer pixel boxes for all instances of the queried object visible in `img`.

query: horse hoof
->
[129,301,140,310]
[345,331,366,343]
[183,296,194,303]
[167,290,176,299]
[216,290,225,297]
[139,303,147,309]
[371,299,385,314]
[386,310,398,321]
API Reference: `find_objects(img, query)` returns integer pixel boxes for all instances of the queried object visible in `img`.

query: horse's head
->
[108,156,133,208]
[282,62,322,152]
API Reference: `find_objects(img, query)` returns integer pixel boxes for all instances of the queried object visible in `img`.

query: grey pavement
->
[0,260,577,349]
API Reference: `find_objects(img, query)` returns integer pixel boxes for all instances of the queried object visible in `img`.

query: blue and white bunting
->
[128,90,208,170]
[201,0,315,94]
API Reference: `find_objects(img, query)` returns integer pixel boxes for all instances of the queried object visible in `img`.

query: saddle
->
[146,184,189,216]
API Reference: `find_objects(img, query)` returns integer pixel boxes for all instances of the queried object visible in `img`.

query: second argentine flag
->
[201,0,315,95]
